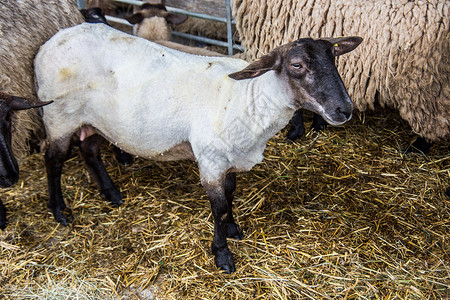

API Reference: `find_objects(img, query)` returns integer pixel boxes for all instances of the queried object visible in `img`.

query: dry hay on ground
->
[0,108,449,299]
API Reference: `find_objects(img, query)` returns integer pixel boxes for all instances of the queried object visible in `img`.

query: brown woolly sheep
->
[232,0,450,146]
[0,0,84,157]
[0,0,84,228]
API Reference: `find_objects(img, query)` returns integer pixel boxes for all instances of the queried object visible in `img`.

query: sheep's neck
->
[240,71,295,141]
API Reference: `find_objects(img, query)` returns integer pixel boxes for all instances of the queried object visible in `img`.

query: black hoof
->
[213,248,236,274]
[219,263,235,274]
[226,222,243,240]
[100,188,123,206]
[52,207,72,226]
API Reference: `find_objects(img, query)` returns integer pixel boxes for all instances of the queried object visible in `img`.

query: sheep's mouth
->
[321,111,352,126]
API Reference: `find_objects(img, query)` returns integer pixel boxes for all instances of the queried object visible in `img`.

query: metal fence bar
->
[105,15,131,26]
[225,0,233,55]
[172,32,244,51]
[77,0,86,9]
[112,0,143,6]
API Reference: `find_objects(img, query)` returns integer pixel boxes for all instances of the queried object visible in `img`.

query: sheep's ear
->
[125,12,145,25]
[165,13,188,25]
[228,50,281,80]
[322,36,363,56]
[9,97,53,111]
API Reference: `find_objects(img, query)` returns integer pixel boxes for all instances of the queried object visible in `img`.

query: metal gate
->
[77,0,243,55]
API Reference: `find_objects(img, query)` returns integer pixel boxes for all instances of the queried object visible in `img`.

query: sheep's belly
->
[134,141,194,162]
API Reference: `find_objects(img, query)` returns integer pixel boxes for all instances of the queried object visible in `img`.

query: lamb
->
[232,0,450,149]
[0,93,52,229]
[0,0,84,228]
[35,22,362,272]
[125,2,227,57]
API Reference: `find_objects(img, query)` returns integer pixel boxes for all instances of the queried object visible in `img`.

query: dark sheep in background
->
[0,93,52,229]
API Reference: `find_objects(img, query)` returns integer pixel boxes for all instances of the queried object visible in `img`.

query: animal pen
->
[1,0,449,299]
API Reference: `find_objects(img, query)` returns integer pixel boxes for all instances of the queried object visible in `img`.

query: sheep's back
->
[0,0,84,156]
[232,0,449,141]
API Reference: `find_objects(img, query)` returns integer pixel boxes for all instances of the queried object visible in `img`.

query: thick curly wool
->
[232,0,449,142]
[0,0,84,156]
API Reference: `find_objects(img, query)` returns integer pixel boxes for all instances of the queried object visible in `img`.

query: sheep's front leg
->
[0,200,6,229]
[45,139,71,225]
[204,180,236,273]
[224,173,243,240]
[79,135,123,205]
[286,109,305,141]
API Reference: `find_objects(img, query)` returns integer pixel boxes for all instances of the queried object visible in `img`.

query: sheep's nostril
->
[336,107,351,119]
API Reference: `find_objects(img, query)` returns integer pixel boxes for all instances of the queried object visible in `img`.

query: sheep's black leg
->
[311,113,328,132]
[286,109,305,141]
[45,140,71,225]
[112,145,133,166]
[224,172,242,240]
[204,180,236,273]
[0,200,6,229]
[79,135,123,205]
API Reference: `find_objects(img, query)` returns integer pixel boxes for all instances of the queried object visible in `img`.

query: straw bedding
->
[0,107,448,299]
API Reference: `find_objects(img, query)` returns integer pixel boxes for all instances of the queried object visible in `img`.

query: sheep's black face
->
[0,101,19,188]
[0,93,52,188]
[229,36,362,126]
[281,38,357,125]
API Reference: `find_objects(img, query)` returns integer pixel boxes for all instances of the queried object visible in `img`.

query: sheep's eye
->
[291,63,303,69]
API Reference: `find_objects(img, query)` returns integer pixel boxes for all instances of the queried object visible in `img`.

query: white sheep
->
[232,0,450,149]
[35,23,362,273]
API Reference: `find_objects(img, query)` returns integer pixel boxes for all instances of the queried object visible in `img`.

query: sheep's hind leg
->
[112,146,134,165]
[79,135,123,206]
[45,138,72,225]
[204,179,236,273]
[224,173,243,240]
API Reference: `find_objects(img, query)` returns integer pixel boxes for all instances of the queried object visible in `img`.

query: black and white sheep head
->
[229,36,363,126]
[0,92,52,188]
[80,7,109,25]
[125,3,188,41]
